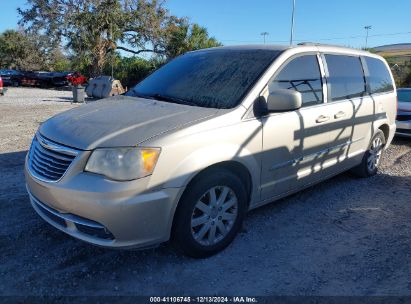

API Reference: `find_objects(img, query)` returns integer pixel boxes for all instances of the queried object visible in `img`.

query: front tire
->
[172,168,248,258]
[351,130,385,177]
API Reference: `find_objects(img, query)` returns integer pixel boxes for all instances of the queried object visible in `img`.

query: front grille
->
[28,134,79,182]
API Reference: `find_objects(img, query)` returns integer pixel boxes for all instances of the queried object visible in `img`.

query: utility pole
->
[261,32,269,44]
[364,25,372,49]
[290,0,296,45]
[111,22,114,78]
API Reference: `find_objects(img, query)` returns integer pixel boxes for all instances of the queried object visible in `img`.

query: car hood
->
[39,95,219,150]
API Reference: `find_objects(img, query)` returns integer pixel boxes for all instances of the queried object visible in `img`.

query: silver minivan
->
[25,44,396,257]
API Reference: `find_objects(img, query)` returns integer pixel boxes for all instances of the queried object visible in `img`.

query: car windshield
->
[126,49,282,109]
[397,89,411,103]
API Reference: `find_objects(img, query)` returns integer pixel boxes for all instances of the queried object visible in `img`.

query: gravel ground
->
[0,88,410,296]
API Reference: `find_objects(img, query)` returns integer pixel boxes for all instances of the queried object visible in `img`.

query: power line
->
[221,30,411,44]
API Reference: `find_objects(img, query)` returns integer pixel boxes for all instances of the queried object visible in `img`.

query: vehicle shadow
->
[2,146,410,296]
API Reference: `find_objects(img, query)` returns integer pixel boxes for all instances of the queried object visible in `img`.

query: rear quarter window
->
[364,57,394,94]
[324,54,366,102]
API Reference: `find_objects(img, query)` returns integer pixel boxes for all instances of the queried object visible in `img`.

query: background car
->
[0,69,24,87]
[396,88,411,137]
[0,75,4,95]
[18,71,70,87]
[19,71,44,86]
[35,72,70,87]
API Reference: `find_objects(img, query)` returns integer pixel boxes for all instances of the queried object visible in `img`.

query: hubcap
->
[190,186,238,246]
[367,136,383,172]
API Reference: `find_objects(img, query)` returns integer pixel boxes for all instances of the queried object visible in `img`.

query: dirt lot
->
[0,88,410,296]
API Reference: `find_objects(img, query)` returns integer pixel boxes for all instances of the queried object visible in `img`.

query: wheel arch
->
[169,160,253,237]
[378,123,389,143]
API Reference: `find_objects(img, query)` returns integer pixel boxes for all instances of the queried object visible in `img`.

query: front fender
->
[162,143,260,191]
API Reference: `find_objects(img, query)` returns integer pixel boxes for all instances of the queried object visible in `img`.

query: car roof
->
[191,45,290,53]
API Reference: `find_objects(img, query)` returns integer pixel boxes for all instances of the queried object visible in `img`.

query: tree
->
[18,0,221,76]
[163,22,222,58]
[0,29,47,70]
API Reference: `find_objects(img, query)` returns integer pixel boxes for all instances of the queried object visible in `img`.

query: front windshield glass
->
[397,90,411,103]
[126,49,282,109]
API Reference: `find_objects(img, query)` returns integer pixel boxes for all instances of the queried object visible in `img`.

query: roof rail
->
[297,42,338,47]
[297,42,366,51]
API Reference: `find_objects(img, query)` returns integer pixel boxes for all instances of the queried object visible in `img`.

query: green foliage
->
[103,55,163,88]
[381,55,411,87]
[370,48,411,87]
[49,48,72,72]
[18,0,222,77]
[164,22,222,58]
[0,29,72,72]
[0,29,44,70]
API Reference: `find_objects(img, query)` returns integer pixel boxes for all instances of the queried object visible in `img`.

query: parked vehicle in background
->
[19,71,44,87]
[38,72,70,87]
[0,70,71,88]
[19,71,70,88]
[396,88,411,137]
[0,75,4,95]
[0,69,24,87]
[25,44,397,257]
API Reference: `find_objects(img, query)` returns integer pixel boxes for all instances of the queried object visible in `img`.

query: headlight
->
[85,147,160,181]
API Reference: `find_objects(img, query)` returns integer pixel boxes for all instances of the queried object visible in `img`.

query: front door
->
[260,53,369,201]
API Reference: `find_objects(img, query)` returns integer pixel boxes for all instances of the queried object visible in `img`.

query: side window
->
[269,55,323,107]
[325,55,366,101]
[365,57,394,94]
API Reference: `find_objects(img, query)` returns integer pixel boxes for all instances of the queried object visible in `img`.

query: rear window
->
[325,55,366,101]
[365,57,394,94]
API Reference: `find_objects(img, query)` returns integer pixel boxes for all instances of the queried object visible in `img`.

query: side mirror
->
[266,89,302,112]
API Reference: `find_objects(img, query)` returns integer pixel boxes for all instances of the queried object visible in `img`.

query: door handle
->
[334,111,346,119]
[316,115,330,123]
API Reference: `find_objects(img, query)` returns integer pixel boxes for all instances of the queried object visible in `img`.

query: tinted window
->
[269,55,323,107]
[397,89,411,103]
[365,57,394,94]
[127,49,282,109]
[325,55,366,101]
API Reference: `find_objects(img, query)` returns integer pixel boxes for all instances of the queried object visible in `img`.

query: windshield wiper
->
[129,90,196,106]
[129,90,156,99]
[149,93,197,106]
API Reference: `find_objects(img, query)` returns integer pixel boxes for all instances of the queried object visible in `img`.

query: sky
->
[1,0,410,49]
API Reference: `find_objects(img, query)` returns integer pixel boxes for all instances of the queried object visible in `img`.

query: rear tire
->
[172,168,248,258]
[351,130,385,178]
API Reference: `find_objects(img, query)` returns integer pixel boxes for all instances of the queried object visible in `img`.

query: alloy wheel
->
[190,186,238,246]
[367,136,383,172]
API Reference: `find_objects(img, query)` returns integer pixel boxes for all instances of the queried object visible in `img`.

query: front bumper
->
[25,158,184,249]
[396,120,411,137]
